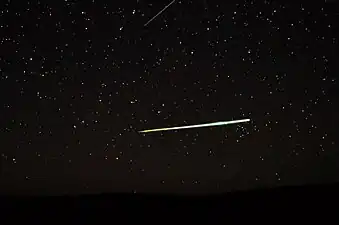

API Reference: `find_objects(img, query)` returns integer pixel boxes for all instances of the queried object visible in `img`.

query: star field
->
[0,0,338,195]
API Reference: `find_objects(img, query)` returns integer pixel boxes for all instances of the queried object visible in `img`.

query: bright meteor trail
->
[138,118,251,133]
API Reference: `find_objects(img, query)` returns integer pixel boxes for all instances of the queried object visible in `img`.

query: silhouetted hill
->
[1,183,338,222]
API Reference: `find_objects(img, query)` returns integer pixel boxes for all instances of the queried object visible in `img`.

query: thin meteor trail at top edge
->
[144,0,176,27]
[138,118,251,133]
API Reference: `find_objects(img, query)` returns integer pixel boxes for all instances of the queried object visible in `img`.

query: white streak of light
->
[139,118,251,133]
[144,0,176,27]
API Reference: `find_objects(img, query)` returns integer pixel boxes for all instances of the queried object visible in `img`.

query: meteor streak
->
[138,118,250,133]
[144,0,176,27]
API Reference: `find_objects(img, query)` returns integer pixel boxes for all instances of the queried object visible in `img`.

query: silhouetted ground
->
[1,183,338,222]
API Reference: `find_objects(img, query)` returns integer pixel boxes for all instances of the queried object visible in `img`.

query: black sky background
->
[0,0,338,195]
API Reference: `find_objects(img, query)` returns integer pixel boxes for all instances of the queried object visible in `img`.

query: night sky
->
[0,0,338,195]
